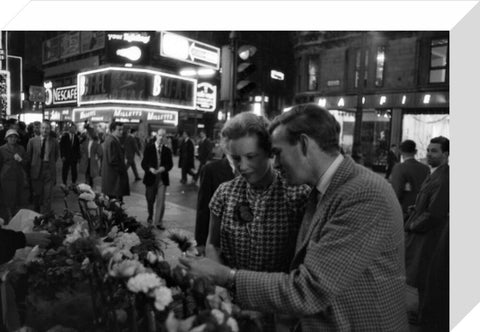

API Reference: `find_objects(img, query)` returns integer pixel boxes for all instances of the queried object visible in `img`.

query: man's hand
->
[24,232,51,248]
[178,256,231,287]
[14,153,23,162]
[149,167,157,174]
[158,166,166,173]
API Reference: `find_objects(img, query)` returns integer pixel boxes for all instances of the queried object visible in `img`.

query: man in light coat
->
[180,104,408,331]
[102,122,129,200]
[26,121,59,213]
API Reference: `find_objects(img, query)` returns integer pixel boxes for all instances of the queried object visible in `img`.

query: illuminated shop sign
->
[73,107,178,126]
[160,31,220,70]
[44,82,77,106]
[196,82,216,112]
[77,67,197,110]
[107,32,152,65]
[0,70,11,116]
[44,108,73,121]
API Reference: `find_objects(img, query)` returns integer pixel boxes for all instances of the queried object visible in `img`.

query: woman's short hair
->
[269,103,340,155]
[221,112,271,154]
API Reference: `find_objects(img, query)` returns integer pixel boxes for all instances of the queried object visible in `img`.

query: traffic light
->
[236,45,257,100]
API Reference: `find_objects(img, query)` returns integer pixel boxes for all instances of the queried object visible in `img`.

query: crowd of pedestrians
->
[1,105,449,331]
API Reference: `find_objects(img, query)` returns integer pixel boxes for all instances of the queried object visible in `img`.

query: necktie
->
[40,138,46,160]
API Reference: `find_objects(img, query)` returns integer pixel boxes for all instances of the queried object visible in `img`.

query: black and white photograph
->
[0,1,478,331]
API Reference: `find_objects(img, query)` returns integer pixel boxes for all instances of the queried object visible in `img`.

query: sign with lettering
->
[107,32,152,65]
[160,31,220,70]
[73,107,178,126]
[77,67,197,110]
[44,107,73,121]
[196,82,216,112]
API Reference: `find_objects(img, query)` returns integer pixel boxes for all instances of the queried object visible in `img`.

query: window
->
[354,49,368,89]
[375,46,386,87]
[307,55,319,91]
[429,38,448,83]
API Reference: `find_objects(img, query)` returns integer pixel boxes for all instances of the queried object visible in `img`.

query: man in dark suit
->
[102,122,129,201]
[404,136,449,328]
[180,104,408,331]
[390,139,430,219]
[195,129,213,183]
[141,128,173,229]
[195,155,235,254]
[59,122,81,185]
[178,130,196,184]
[125,128,142,181]
[26,121,60,213]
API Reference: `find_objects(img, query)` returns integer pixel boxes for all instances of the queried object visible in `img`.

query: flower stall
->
[4,184,262,332]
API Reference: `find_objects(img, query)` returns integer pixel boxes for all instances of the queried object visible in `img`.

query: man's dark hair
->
[430,136,449,153]
[269,103,340,155]
[109,121,123,132]
[399,140,416,154]
[130,128,137,134]
[221,112,271,154]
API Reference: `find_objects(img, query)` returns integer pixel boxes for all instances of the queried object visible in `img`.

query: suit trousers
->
[145,175,167,226]
[32,162,54,214]
[62,158,78,184]
[126,158,140,179]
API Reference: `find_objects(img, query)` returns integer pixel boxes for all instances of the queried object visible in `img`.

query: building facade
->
[292,31,449,169]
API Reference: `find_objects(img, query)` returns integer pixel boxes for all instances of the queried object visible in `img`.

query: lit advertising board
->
[0,70,11,117]
[196,82,216,112]
[77,67,197,110]
[73,107,178,126]
[160,31,220,70]
[106,32,152,65]
[44,82,78,106]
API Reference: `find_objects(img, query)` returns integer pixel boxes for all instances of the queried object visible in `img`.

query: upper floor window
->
[354,49,368,89]
[429,38,448,83]
[308,55,319,91]
[375,46,386,87]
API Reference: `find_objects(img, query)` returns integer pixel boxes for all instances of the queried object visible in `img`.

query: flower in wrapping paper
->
[127,272,164,294]
[210,309,225,325]
[107,225,119,239]
[25,245,41,264]
[79,192,95,201]
[86,201,98,209]
[165,311,196,332]
[226,317,239,332]
[153,286,173,311]
[189,324,207,332]
[109,259,145,278]
[81,257,90,270]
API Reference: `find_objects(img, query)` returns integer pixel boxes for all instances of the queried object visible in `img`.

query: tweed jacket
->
[235,156,408,331]
[26,135,60,181]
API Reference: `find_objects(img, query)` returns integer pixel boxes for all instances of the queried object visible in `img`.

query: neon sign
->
[77,67,197,110]
[196,82,217,112]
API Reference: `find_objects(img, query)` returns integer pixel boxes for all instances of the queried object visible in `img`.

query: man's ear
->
[299,134,309,156]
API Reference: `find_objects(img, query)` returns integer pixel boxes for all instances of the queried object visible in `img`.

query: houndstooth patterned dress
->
[209,172,310,272]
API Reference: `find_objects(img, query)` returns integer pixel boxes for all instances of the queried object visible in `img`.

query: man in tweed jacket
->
[181,104,408,331]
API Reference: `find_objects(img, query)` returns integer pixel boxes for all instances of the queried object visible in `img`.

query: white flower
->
[189,324,207,332]
[220,301,233,315]
[210,309,225,325]
[79,192,95,201]
[109,259,145,278]
[153,286,173,311]
[114,232,141,251]
[81,257,90,270]
[25,245,41,264]
[147,251,157,264]
[78,183,93,192]
[127,272,164,294]
[86,201,98,209]
[107,226,119,239]
[225,317,239,332]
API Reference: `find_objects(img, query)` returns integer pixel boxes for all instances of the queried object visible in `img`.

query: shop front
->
[314,90,449,169]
